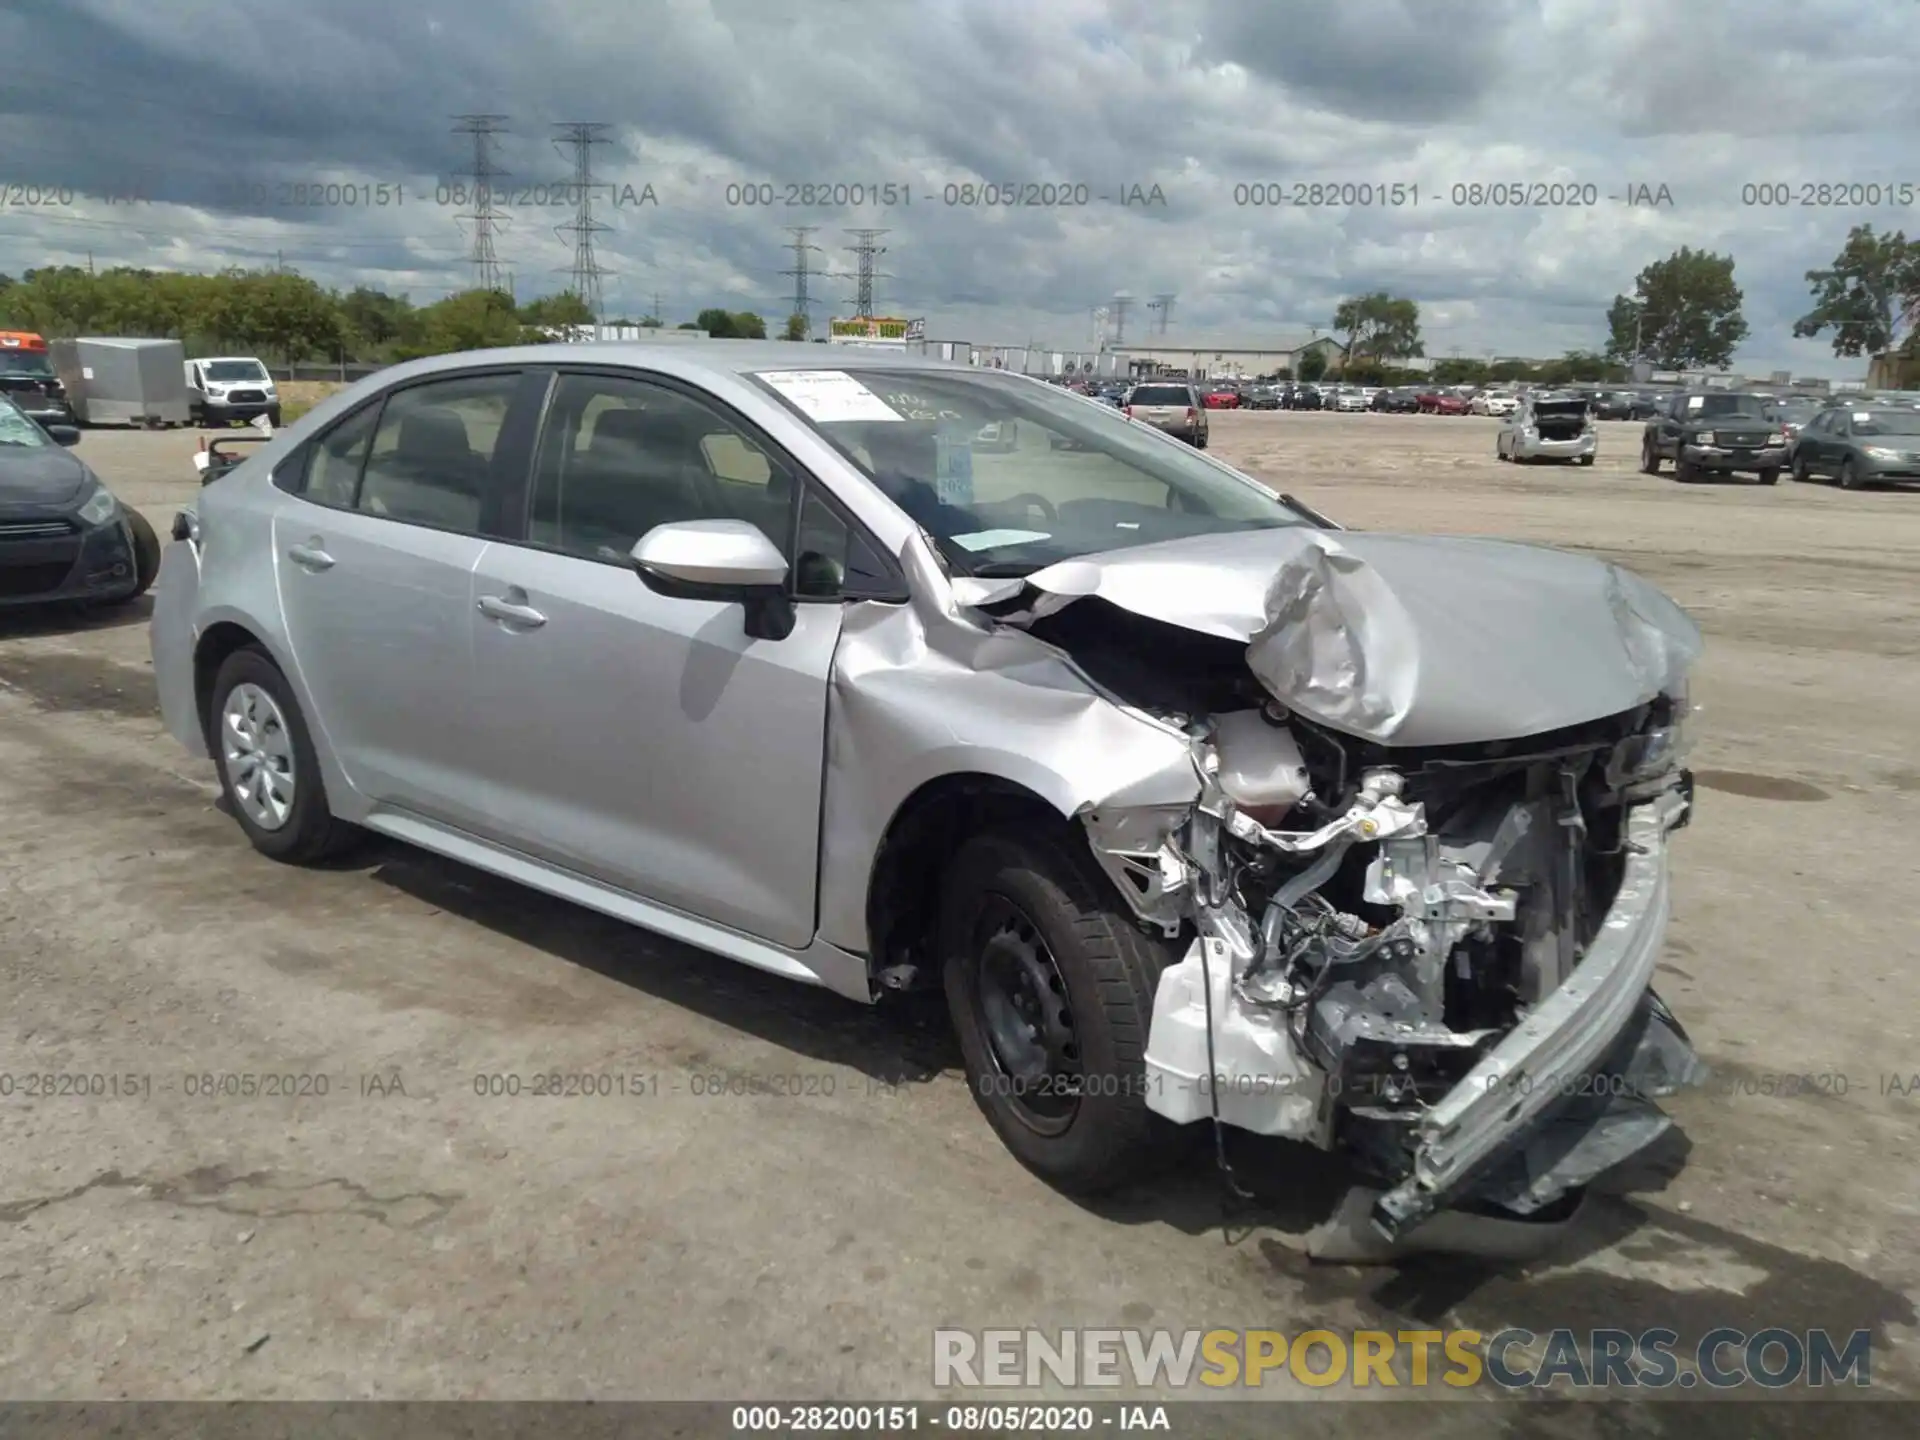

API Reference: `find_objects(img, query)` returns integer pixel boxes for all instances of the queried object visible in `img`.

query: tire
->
[1673,455,1698,482]
[940,827,1181,1195]
[207,646,360,865]
[1640,439,1662,474]
[1577,454,1595,467]
[1839,458,1862,491]
[268,405,282,427]
[125,508,161,597]
[1757,468,1780,485]
[1791,453,1811,482]
[1192,432,1207,450]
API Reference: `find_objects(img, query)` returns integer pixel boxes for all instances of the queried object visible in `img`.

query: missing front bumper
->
[1140,783,1698,1243]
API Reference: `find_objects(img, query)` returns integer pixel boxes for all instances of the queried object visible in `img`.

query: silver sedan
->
[150,342,1704,1246]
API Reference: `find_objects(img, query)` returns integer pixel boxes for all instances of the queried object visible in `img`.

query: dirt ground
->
[2,412,1917,1425]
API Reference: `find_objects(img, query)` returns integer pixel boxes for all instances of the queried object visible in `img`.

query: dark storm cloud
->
[0,0,1914,371]
[1201,0,1536,123]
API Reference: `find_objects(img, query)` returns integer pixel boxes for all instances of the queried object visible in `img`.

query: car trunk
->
[1534,401,1589,440]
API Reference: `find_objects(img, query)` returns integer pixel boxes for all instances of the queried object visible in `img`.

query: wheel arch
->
[863,772,1075,983]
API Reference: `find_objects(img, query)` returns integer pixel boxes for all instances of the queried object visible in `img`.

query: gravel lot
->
[2,413,1917,1422]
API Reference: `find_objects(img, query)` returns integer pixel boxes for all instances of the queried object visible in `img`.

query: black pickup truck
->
[1639,391,1789,484]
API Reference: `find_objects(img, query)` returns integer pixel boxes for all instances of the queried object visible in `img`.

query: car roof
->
[373,339,988,387]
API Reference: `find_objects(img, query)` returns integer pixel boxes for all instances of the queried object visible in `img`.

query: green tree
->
[1792,224,1920,359]
[1605,247,1748,369]
[783,311,808,341]
[519,291,595,330]
[694,307,737,337]
[729,311,767,339]
[1330,293,1424,366]
[1294,346,1328,382]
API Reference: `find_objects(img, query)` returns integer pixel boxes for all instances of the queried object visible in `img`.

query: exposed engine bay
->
[983,531,1706,1243]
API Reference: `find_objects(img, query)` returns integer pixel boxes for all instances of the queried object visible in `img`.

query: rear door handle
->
[286,542,334,571]
[478,593,547,628]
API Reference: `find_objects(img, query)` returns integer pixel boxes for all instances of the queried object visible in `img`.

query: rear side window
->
[355,373,520,533]
[302,405,379,506]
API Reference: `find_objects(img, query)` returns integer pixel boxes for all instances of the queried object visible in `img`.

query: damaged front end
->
[1000,527,1707,1243]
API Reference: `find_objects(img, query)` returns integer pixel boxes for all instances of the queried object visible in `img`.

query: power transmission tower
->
[781,226,824,331]
[1109,294,1133,346]
[552,122,612,322]
[1149,293,1175,334]
[451,114,512,293]
[843,229,891,317]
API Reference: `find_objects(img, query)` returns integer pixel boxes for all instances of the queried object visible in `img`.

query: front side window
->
[749,367,1308,576]
[1854,411,1920,437]
[355,372,520,532]
[527,372,795,566]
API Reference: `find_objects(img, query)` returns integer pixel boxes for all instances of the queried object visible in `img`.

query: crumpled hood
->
[1018,526,1701,746]
[0,445,90,509]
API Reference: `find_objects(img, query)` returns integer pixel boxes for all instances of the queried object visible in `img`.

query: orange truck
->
[0,331,76,427]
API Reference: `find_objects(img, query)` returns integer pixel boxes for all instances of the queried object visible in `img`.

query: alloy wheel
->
[220,682,297,830]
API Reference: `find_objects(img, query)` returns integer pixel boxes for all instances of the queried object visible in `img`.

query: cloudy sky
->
[1,0,1915,375]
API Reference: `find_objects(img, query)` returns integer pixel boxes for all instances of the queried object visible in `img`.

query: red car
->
[1203,388,1241,409]
[1420,392,1468,415]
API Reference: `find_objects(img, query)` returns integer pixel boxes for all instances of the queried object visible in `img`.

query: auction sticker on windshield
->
[756,370,903,423]
[949,528,1051,551]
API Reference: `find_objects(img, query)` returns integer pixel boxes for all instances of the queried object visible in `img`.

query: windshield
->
[204,360,268,382]
[1855,411,1920,437]
[1769,399,1819,422]
[0,398,50,447]
[0,350,53,377]
[1688,393,1768,418]
[750,367,1307,574]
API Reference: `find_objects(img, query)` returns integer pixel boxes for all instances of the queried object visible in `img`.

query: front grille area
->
[0,518,76,540]
[225,389,267,404]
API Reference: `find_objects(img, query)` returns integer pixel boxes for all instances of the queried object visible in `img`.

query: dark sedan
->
[0,397,160,609]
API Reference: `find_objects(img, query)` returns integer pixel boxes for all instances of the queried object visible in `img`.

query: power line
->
[451,114,512,293]
[552,122,612,321]
[843,229,891,318]
[1108,293,1133,346]
[1149,293,1175,335]
[780,226,824,328]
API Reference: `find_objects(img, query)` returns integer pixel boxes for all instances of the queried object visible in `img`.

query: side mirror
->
[631,519,794,640]
[46,424,80,446]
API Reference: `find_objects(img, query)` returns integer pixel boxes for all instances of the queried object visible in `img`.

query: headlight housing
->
[1694,431,1715,445]
[1863,446,1899,461]
[74,481,120,526]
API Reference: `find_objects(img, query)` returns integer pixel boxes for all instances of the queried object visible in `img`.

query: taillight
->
[1186,407,1197,420]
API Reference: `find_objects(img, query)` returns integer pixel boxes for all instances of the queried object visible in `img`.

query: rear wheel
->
[941,827,1180,1194]
[1640,438,1662,474]
[208,647,360,865]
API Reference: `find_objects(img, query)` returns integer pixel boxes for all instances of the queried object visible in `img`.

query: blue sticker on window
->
[935,425,974,506]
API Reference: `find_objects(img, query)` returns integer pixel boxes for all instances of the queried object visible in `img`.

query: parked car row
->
[1638,390,1920,489]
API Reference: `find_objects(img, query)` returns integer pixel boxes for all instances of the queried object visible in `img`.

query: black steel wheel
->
[940,827,1181,1193]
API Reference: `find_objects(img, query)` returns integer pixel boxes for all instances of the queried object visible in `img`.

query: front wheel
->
[208,647,361,864]
[1577,454,1595,466]
[1673,455,1698,482]
[941,827,1180,1195]
[1757,468,1780,485]
[1640,439,1662,474]
[1838,458,1863,490]
[1791,453,1811,482]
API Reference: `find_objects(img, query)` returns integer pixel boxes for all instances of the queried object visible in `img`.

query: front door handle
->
[286,541,335,571]
[478,593,547,628]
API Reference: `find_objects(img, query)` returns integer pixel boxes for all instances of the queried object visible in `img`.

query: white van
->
[185,356,280,427]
